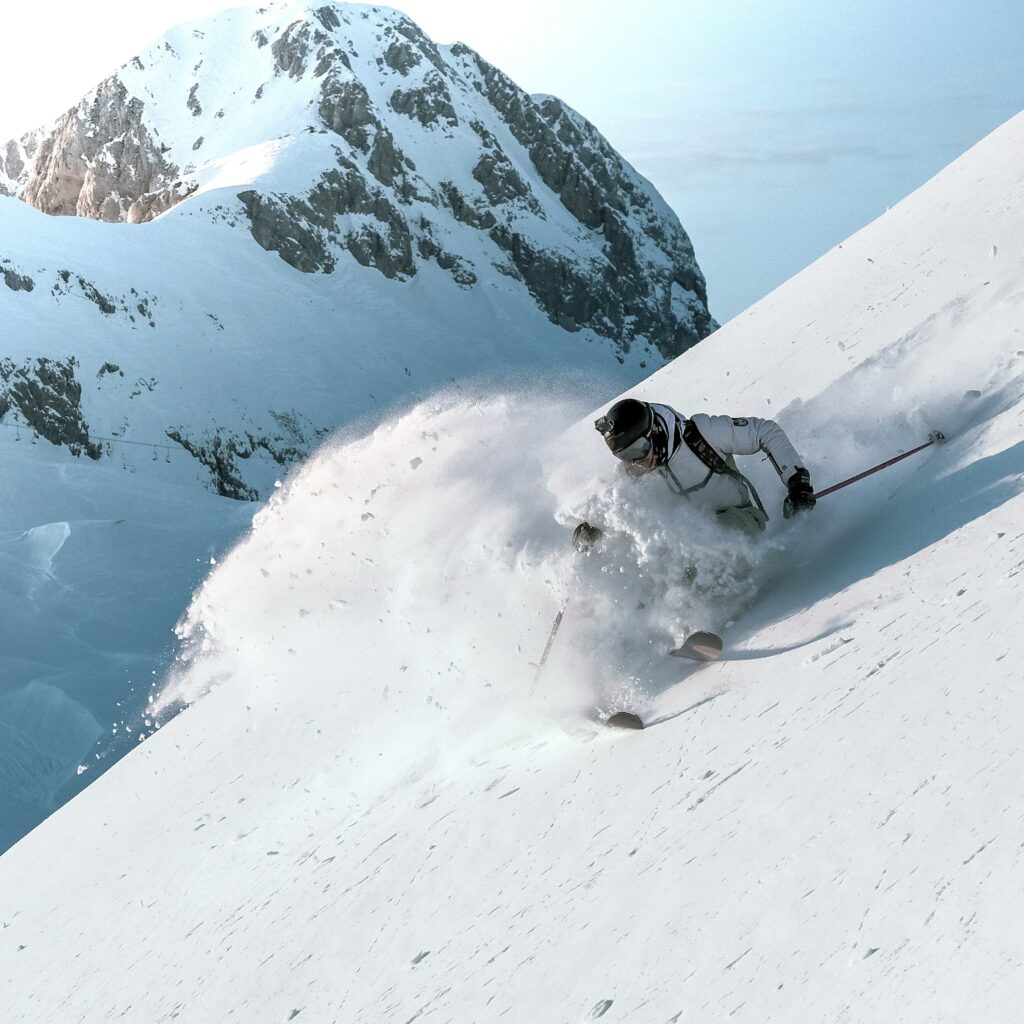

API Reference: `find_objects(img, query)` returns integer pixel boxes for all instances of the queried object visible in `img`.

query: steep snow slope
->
[3,112,1023,1022]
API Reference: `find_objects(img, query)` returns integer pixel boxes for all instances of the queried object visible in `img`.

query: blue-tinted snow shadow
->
[641,622,853,704]
[717,628,850,660]
[741,438,1024,635]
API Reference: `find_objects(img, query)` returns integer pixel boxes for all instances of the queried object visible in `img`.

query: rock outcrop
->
[12,79,187,223]
[2,256,35,293]
[0,357,101,458]
[238,153,415,278]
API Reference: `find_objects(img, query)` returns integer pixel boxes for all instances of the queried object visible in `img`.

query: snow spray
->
[153,389,779,742]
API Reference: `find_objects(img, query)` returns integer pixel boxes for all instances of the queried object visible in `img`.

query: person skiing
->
[576,398,815,547]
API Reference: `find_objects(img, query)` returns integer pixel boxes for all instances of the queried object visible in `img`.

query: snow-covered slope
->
[0,439,253,851]
[0,1,716,850]
[3,97,1023,1024]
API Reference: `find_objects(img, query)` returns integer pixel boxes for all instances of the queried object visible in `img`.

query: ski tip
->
[605,711,645,730]
[670,631,723,662]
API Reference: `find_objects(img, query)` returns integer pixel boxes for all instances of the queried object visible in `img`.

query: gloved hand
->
[572,521,603,553]
[783,467,816,518]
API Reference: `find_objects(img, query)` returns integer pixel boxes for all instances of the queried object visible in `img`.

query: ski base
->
[670,631,723,662]
[605,711,644,730]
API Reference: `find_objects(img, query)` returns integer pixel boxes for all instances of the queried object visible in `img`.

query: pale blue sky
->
[2,0,1022,321]
[510,0,1024,320]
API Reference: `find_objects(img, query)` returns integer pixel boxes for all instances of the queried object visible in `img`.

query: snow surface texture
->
[3,82,1024,1024]
[1,0,716,849]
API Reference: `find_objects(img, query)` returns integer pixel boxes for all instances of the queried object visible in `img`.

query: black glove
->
[572,521,603,553]
[783,467,816,518]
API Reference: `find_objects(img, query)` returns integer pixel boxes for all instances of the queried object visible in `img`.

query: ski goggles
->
[612,434,653,463]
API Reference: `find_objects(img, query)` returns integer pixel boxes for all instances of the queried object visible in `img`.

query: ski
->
[669,630,723,662]
[603,633,723,731]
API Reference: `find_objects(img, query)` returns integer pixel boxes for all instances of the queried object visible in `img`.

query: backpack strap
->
[662,417,770,521]
[682,418,731,475]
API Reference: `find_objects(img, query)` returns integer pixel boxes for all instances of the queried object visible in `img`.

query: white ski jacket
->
[646,403,805,517]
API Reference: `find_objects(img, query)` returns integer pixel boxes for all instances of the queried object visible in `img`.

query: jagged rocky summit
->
[1,0,716,499]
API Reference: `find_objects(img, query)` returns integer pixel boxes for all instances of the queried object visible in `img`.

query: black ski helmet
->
[594,399,652,455]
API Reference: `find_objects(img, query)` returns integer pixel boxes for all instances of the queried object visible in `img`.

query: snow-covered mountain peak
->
[0,0,719,505]
[2,1,715,359]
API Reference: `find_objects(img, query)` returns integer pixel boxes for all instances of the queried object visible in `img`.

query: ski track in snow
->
[4,55,1024,1024]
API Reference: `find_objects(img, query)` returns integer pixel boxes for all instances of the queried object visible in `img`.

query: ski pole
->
[532,523,602,684]
[815,431,945,499]
[533,606,565,685]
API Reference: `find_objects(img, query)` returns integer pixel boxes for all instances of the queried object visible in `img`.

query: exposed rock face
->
[2,1,715,368]
[390,73,459,128]
[239,151,415,277]
[2,143,26,194]
[2,256,35,292]
[455,55,714,348]
[166,428,304,501]
[319,77,376,151]
[0,357,101,458]
[16,78,185,223]
[1,131,45,197]
[384,41,421,76]
[473,148,540,212]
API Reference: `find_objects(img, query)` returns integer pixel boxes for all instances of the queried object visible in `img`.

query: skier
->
[575,398,815,548]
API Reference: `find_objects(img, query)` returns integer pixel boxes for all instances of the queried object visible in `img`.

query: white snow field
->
[3,107,1023,1022]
